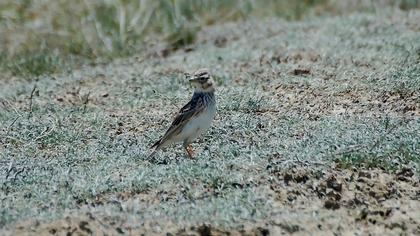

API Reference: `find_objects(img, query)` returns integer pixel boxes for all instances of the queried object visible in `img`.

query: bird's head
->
[187,68,215,93]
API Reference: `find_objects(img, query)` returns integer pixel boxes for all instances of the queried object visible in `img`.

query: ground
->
[0,11,419,235]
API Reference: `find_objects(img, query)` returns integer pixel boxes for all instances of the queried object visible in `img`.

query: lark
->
[149,68,216,158]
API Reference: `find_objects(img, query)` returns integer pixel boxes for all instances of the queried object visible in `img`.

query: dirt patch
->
[267,166,419,235]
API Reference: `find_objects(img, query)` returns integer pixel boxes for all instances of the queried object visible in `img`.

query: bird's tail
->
[148,139,161,158]
[151,139,161,149]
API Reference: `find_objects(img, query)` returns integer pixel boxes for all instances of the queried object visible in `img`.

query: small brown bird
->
[149,68,216,158]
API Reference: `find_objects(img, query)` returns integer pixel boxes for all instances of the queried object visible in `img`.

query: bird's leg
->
[183,142,194,158]
[186,145,194,158]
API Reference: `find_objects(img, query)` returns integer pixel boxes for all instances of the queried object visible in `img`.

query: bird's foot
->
[185,144,194,158]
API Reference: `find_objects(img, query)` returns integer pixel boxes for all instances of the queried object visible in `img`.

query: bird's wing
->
[153,96,205,148]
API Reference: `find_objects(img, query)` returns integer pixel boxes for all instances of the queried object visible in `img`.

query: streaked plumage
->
[149,68,216,158]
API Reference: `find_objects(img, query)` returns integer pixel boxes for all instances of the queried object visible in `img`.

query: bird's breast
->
[181,104,215,139]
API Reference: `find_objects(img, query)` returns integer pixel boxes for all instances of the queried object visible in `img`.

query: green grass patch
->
[335,146,419,173]
[0,50,65,77]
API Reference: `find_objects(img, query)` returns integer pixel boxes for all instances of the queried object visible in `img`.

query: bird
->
[149,68,216,158]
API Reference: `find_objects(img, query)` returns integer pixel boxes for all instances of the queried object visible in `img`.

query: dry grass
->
[0,0,419,77]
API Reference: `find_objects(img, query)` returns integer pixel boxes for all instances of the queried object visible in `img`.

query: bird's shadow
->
[145,153,193,165]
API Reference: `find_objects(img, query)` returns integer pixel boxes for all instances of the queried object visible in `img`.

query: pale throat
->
[194,81,214,92]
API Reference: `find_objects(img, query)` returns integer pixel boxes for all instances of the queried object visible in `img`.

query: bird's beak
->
[185,73,197,83]
[189,77,199,83]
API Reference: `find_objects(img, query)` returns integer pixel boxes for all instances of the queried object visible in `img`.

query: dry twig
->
[27,85,37,118]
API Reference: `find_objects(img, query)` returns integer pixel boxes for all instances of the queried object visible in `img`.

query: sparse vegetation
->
[0,0,419,235]
[1,0,419,77]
